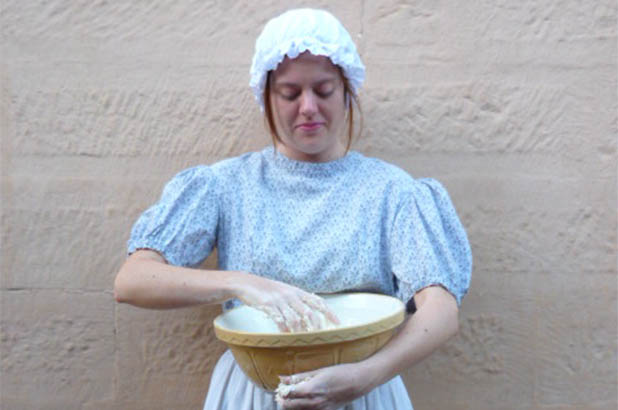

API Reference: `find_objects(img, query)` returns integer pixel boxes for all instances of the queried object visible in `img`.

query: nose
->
[299,91,317,117]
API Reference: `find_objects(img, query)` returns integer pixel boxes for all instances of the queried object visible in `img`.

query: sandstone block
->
[404,270,537,408]
[534,272,617,406]
[8,86,265,158]
[1,207,133,290]
[1,1,363,68]
[458,183,616,275]
[114,303,226,406]
[0,289,115,407]
[358,83,614,160]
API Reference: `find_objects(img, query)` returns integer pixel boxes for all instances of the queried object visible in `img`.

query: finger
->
[289,299,320,331]
[259,305,290,332]
[281,377,320,400]
[278,375,292,385]
[303,295,340,325]
[279,397,322,409]
[304,309,322,331]
[284,371,317,387]
[280,306,303,332]
[274,316,290,332]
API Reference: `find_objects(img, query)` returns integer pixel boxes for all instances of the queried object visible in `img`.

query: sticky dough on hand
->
[257,303,339,333]
[302,310,338,331]
[274,375,314,405]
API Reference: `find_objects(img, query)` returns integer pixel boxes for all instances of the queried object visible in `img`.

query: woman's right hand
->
[233,273,340,333]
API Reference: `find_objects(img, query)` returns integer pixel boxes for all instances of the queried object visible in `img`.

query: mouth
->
[296,122,324,131]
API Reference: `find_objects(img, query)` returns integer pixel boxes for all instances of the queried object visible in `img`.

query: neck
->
[276,141,346,163]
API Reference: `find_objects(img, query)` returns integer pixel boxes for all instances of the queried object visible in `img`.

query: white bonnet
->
[250,8,365,110]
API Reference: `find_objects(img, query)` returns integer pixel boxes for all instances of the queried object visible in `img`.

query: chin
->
[279,134,341,161]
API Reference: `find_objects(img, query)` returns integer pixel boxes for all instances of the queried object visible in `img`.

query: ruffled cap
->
[250,8,365,110]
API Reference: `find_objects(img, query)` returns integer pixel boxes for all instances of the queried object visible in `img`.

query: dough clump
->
[274,375,314,405]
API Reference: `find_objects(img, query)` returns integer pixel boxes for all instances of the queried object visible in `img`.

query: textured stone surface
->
[1,1,362,57]
[404,270,617,410]
[404,270,538,409]
[113,303,226,408]
[359,83,615,158]
[461,186,616,275]
[2,207,135,289]
[0,290,115,408]
[8,85,264,158]
[1,0,616,409]
[461,1,617,41]
[534,273,617,406]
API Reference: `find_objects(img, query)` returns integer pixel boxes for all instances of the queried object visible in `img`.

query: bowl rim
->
[213,292,405,347]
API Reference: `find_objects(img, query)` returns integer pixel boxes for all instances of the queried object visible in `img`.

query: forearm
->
[114,250,241,309]
[113,250,337,333]
[360,286,459,392]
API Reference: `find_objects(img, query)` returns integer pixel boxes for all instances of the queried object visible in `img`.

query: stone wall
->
[1,1,616,409]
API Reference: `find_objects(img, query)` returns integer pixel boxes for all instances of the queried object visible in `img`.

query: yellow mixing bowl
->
[213,292,405,391]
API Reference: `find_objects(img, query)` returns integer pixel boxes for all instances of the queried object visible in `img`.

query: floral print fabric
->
[128,146,471,307]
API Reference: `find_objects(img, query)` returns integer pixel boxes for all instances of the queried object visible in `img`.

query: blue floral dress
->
[128,146,472,410]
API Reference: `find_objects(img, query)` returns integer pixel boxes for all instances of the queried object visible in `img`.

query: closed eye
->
[316,89,334,98]
[275,84,336,101]
[276,86,300,101]
[315,82,337,98]
[280,92,300,101]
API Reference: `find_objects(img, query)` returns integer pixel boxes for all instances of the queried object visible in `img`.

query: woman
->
[114,8,471,410]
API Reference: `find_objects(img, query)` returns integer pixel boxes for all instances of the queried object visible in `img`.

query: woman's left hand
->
[276,362,374,409]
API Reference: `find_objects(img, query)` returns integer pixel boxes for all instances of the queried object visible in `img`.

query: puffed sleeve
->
[127,166,219,267]
[389,178,472,306]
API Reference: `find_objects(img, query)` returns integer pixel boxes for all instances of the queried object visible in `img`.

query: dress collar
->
[262,146,358,177]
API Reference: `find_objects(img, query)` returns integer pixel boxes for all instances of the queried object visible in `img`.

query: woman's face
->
[269,52,347,162]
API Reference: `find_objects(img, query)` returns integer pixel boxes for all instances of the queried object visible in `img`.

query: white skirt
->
[203,350,414,410]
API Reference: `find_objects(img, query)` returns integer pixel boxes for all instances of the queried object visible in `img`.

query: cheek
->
[327,93,346,120]
[325,101,345,123]
[272,102,297,131]
[280,104,299,124]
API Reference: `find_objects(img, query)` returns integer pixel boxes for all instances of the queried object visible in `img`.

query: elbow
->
[441,288,460,340]
[113,255,144,304]
[448,304,460,340]
[113,251,166,307]
[113,266,135,304]
[114,287,126,304]
[450,316,459,339]
[113,276,128,304]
